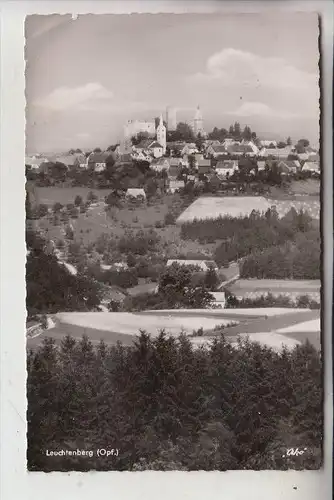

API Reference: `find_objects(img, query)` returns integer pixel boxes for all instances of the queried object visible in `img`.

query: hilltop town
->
[26,105,320,343]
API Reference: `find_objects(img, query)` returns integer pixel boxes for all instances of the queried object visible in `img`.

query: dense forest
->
[240,230,320,279]
[180,207,315,268]
[27,332,322,471]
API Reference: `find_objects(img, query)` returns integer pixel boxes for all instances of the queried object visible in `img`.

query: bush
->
[164,212,176,225]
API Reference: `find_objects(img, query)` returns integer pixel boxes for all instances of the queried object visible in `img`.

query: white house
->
[215,160,239,179]
[125,188,147,200]
[302,162,320,174]
[166,259,218,272]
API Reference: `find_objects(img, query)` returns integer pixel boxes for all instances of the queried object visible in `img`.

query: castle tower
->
[166,106,177,131]
[193,105,205,137]
[156,114,166,154]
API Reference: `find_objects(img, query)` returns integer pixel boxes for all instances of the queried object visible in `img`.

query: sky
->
[25,13,320,154]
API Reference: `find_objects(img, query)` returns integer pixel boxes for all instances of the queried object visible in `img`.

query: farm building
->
[176,196,273,223]
[225,279,321,303]
[167,259,218,272]
[125,188,147,200]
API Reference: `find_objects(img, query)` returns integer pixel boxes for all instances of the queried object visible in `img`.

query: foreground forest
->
[27,332,322,471]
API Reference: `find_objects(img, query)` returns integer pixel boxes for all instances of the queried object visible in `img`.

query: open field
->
[177,197,273,223]
[35,187,113,206]
[56,311,235,336]
[176,196,320,224]
[27,308,320,352]
[228,279,321,294]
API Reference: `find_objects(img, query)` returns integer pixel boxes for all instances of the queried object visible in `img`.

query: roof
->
[73,153,87,164]
[168,165,180,177]
[303,162,320,171]
[136,139,154,149]
[308,153,320,162]
[151,157,168,166]
[262,147,292,158]
[210,145,227,153]
[227,144,254,154]
[149,141,163,149]
[88,152,109,163]
[168,158,181,167]
[216,160,238,170]
[197,159,211,167]
[198,165,212,174]
[125,188,146,197]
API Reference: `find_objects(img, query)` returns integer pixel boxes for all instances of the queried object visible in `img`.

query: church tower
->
[193,105,205,137]
[156,114,166,154]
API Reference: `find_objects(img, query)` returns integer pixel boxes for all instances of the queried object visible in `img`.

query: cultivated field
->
[177,196,320,224]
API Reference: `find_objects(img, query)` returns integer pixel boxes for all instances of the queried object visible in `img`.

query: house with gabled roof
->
[150,157,170,172]
[216,159,239,179]
[87,151,109,172]
[278,160,300,174]
[206,144,228,158]
[181,143,197,156]
[259,147,292,159]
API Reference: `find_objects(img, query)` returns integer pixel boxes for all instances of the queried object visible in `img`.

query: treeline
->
[27,331,322,471]
[26,230,101,319]
[225,292,320,310]
[181,208,313,266]
[240,231,320,280]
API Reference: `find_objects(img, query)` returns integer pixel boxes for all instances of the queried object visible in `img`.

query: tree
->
[195,133,205,151]
[74,195,83,207]
[37,204,48,218]
[93,147,102,153]
[242,125,252,141]
[204,267,219,291]
[173,122,195,142]
[87,191,98,204]
[277,141,287,149]
[52,202,63,214]
[286,137,292,146]
[158,263,214,309]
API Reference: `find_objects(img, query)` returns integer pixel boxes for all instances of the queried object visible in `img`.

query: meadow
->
[177,196,320,224]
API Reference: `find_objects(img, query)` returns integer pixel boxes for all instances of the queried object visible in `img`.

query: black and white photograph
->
[24,12,322,472]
